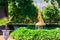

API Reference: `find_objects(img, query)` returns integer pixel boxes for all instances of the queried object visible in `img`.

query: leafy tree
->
[42,4,60,23]
[44,0,49,3]
[8,0,38,24]
[44,0,59,7]
[57,0,60,7]
[0,0,8,9]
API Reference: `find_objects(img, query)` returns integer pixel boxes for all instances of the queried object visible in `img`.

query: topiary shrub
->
[10,27,60,40]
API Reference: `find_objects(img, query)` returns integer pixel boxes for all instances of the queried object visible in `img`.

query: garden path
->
[0,35,15,40]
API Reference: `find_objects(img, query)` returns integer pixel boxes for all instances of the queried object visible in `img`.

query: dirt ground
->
[0,35,15,40]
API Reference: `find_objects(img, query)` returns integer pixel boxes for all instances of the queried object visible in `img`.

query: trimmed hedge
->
[10,27,60,40]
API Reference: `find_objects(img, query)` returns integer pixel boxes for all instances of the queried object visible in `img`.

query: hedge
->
[10,27,60,40]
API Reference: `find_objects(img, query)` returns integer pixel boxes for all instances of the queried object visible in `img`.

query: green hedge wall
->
[10,27,60,40]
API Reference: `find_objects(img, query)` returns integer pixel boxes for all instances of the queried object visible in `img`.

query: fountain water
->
[33,0,46,29]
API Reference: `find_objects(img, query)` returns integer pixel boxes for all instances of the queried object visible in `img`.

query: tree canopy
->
[42,4,60,23]
[8,0,38,24]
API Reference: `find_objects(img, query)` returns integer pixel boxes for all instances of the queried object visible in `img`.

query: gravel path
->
[0,35,15,40]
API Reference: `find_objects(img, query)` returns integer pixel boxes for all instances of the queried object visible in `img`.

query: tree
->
[44,0,59,7]
[8,0,38,24]
[42,4,60,23]
[44,0,49,3]
[57,0,60,7]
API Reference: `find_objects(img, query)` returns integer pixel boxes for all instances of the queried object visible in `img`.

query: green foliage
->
[8,0,38,23]
[57,0,60,7]
[0,0,7,3]
[44,0,49,3]
[42,4,60,23]
[0,16,13,26]
[44,0,58,7]
[10,27,60,40]
[0,0,7,9]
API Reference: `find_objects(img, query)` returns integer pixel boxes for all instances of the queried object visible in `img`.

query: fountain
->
[33,0,45,29]
[35,8,45,29]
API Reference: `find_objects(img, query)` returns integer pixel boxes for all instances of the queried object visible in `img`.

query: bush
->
[10,27,60,40]
[42,4,60,23]
[0,16,13,25]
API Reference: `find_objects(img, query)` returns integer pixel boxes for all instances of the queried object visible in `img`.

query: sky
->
[33,0,51,10]
[33,0,47,10]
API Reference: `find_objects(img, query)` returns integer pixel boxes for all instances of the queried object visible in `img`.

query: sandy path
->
[0,35,15,40]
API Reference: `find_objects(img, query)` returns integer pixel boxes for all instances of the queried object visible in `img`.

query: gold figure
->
[35,8,45,29]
